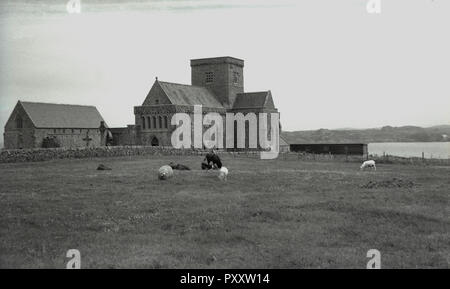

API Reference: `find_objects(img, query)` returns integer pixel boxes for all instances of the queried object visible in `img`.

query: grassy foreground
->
[0,155,449,268]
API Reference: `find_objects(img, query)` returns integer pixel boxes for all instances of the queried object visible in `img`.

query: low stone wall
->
[2,146,448,165]
[0,146,216,163]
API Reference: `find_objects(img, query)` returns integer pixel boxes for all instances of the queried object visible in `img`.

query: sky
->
[0,0,449,138]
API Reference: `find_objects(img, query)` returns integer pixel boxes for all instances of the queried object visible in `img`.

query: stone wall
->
[1,146,448,165]
[110,126,138,146]
[3,129,35,149]
[0,146,214,163]
[4,103,36,149]
[4,128,103,149]
[0,145,275,163]
[34,128,102,148]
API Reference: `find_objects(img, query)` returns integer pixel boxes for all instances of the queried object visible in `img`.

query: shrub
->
[41,136,60,148]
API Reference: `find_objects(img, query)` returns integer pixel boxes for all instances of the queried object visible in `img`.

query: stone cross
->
[83,132,93,147]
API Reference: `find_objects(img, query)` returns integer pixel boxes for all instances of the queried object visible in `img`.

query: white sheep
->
[218,166,228,181]
[158,165,174,180]
[360,160,376,171]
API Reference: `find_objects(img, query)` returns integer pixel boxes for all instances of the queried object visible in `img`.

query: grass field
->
[0,155,449,268]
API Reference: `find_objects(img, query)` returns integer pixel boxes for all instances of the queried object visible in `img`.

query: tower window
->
[15,116,23,129]
[205,72,214,83]
[155,98,159,104]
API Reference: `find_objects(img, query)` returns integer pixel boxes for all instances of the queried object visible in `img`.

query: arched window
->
[164,116,168,128]
[158,116,162,129]
[153,116,157,129]
[16,116,23,129]
[151,136,159,146]
[142,117,146,129]
[147,117,151,130]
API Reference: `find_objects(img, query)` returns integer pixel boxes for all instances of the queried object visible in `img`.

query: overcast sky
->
[0,0,449,137]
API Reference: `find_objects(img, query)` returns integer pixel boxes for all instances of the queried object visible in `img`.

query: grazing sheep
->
[218,167,228,181]
[360,160,376,171]
[158,165,174,180]
[97,164,111,171]
[169,162,191,170]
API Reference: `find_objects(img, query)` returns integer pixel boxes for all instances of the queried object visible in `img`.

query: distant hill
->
[282,125,450,144]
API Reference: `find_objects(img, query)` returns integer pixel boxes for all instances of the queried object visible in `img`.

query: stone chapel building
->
[3,101,109,149]
[132,56,280,149]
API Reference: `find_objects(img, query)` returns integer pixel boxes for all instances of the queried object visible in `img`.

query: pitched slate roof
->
[19,101,105,129]
[232,91,274,109]
[158,81,224,109]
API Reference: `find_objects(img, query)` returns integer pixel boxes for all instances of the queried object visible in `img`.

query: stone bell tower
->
[190,56,244,108]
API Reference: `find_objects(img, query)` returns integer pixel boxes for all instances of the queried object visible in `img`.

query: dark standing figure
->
[203,149,222,169]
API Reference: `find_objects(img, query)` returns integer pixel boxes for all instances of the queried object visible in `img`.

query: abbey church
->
[131,56,279,148]
[3,56,282,150]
